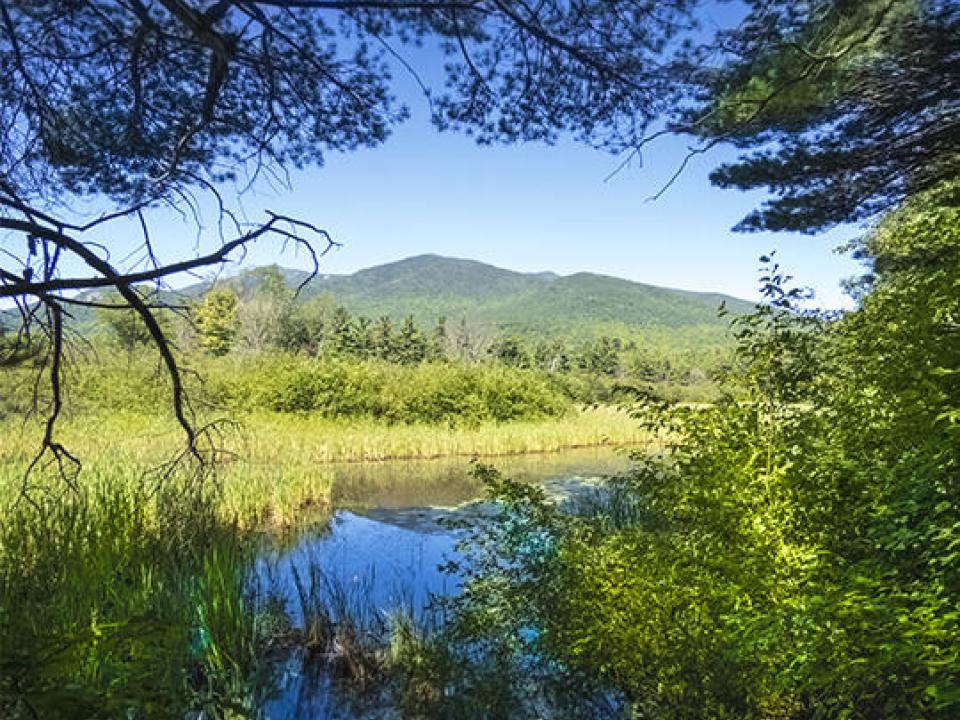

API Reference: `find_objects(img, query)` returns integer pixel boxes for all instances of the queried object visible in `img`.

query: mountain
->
[1,255,755,347]
[295,255,752,346]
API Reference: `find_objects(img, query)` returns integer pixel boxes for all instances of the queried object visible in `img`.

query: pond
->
[0,443,636,719]
[258,446,634,718]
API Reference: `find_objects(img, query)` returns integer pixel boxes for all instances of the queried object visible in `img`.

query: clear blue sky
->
[201,111,863,309]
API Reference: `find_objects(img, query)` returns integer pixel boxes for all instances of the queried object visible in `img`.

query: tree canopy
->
[691,0,959,232]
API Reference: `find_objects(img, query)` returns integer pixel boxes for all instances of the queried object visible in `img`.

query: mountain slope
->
[2,255,754,346]
[297,255,752,344]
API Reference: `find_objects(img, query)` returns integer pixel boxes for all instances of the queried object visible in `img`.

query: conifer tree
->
[372,316,396,361]
[428,316,449,361]
[396,315,427,365]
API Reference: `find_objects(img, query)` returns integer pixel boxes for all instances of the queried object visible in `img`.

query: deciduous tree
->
[193,288,238,356]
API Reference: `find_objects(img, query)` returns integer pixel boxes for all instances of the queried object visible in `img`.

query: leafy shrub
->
[446,184,960,718]
[224,357,571,425]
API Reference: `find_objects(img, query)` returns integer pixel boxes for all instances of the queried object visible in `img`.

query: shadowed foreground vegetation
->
[0,476,268,719]
[415,183,960,719]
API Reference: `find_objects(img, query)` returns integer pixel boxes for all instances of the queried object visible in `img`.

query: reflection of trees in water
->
[329,446,632,510]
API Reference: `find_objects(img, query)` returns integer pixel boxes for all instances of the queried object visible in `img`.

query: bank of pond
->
[0,407,649,527]
[0,447,633,719]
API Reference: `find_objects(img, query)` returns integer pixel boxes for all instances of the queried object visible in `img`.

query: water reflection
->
[262,511,461,619]
[329,445,633,510]
[259,446,633,718]
[262,655,389,720]
[270,445,633,612]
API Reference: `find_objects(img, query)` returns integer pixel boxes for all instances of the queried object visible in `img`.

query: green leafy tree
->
[277,292,337,356]
[625,348,672,383]
[446,188,960,717]
[193,288,238,357]
[428,316,449,361]
[351,316,374,360]
[533,339,570,373]
[237,266,294,352]
[95,289,174,356]
[329,306,355,355]
[577,336,621,376]
[489,335,532,369]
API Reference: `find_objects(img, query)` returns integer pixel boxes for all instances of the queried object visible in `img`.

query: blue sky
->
[40,2,865,311]
[199,110,863,309]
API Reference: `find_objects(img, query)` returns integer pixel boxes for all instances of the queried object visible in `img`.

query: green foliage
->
[193,288,239,356]
[489,335,532,368]
[35,256,736,401]
[697,0,958,232]
[294,255,751,345]
[0,323,40,368]
[237,267,294,353]
[395,315,427,364]
[95,289,172,354]
[0,476,272,719]
[276,292,338,355]
[533,338,571,373]
[576,335,622,376]
[444,181,960,718]
[5,331,717,425]
[169,277,733,406]
[428,316,448,361]
[211,356,570,426]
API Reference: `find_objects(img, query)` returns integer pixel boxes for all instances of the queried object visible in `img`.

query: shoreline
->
[1,406,651,466]
[301,438,649,465]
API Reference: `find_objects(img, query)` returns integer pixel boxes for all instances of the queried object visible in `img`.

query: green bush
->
[14,353,574,426]
[445,182,960,719]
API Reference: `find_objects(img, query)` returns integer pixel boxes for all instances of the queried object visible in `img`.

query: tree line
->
[91,265,722,390]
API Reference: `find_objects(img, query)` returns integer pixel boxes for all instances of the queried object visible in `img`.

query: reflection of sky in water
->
[258,448,634,719]
[260,508,463,720]
[262,510,462,618]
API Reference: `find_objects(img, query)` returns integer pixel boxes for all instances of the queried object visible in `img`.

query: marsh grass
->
[287,564,393,689]
[0,406,648,528]
[0,471,406,718]
[0,474,275,719]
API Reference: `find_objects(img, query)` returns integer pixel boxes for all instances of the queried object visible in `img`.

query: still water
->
[259,446,633,718]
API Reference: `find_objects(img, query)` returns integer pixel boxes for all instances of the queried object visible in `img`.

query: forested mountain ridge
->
[1,254,750,345]
[215,254,752,343]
